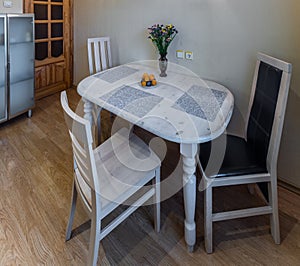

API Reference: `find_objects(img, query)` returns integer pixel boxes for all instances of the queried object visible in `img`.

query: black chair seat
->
[199,134,267,178]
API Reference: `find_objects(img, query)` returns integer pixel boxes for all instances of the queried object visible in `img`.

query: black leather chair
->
[198,53,292,253]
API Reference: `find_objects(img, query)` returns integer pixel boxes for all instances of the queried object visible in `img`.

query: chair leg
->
[204,185,213,253]
[153,168,160,233]
[87,210,101,266]
[65,179,78,241]
[268,178,280,244]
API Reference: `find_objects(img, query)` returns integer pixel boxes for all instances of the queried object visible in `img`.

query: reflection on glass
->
[9,79,34,116]
[34,4,47,20]
[0,46,4,86]
[0,85,5,120]
[0,17,5,119]
[51,6,63,20]
[0,18,4,46]
[51,23,63,38]
[35,24,48,39]
[10,43,34,83]
[8,15,35,117]
[51,40,63,57]
[9,17,33,43]
[36,42,48,60]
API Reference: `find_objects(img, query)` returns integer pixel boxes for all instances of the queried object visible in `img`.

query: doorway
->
[24,0,73,99]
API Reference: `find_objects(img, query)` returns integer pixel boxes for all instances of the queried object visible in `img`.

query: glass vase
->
[159,57,168,77]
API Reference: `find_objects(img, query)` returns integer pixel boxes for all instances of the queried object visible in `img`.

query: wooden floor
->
[0,89,300,265]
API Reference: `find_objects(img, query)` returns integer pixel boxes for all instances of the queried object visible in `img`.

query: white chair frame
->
[199,53,292,253]
[87,37,112,75]
[87,37,113,144]
[61,91,161,266]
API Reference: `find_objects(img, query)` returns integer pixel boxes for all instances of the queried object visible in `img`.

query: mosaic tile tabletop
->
[95,66,138,83]
[173,85,228,122]
[78,61,234,143]
[100,86,163,118]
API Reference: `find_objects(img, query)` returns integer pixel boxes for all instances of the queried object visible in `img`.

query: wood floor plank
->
[0,88,299,265]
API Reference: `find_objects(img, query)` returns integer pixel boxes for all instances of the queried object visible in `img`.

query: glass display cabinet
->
[0,14,7,123]
[0,13,35,124]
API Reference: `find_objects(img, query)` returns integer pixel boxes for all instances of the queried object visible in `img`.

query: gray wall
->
[73,0,300,188]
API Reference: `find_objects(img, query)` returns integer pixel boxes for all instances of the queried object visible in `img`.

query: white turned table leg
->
[180,143,198,252]
[83,98,94,126]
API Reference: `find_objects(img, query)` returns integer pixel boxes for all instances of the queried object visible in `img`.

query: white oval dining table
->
[77,60,234,252]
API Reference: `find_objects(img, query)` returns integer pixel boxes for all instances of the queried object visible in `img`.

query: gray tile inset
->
[211,88,228,106]
[173,85,228,122]
[100,86,163,118]
[95,66,138,83]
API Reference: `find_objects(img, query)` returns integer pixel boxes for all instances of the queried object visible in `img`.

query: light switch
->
[176,50,184,59]
[3,1,13,8]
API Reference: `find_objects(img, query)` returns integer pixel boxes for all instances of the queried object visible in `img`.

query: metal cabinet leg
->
[27,109,32,118]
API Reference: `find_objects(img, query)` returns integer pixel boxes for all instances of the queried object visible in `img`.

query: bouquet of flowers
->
[148,24,178,60]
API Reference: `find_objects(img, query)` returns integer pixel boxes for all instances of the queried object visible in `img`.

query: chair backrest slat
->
[100,41,107,71]
[93,41,101,73]
[60,91,98,191]
[71,133,91,183]
[87,37,112,75]
[246,53,292,174]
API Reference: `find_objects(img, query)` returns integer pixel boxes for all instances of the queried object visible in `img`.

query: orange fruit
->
[152,79,157,86]
[142,73,149,80]
[141,81,146,87]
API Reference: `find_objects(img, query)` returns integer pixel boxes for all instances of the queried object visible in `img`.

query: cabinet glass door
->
[0,15,7,122]
[8,15,34,118]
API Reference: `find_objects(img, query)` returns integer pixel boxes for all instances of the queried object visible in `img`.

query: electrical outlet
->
[185,51,193,60]
[176,50,184,59]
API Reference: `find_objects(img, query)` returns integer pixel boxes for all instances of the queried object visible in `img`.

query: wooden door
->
[24,0,73,99]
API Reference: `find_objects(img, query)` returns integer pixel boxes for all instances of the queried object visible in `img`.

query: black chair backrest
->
[246,61,283,166]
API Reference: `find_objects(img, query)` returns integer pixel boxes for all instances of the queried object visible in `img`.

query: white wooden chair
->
[61,91,161,266]
[198,53,292,253]
[87,37,112,75]
[87,37,113,144]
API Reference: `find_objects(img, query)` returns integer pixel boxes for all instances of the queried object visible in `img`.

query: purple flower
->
[147,23,178,56]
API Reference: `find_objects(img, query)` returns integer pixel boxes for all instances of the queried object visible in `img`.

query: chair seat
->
[199,134,267,178]
[76,127,161,218]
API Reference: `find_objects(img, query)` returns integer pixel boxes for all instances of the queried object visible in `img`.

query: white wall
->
[0,0,23,13]
[73,0,300,188]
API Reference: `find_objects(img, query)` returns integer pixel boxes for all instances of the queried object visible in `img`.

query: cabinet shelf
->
[10,41,34,45]
[10,77,34,86]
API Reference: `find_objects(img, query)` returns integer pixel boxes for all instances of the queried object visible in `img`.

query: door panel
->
[8,15,35,118]
[10,43,34,83]
[35,62,67,99]
[24,0,72,99]
[9,79,34,116]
